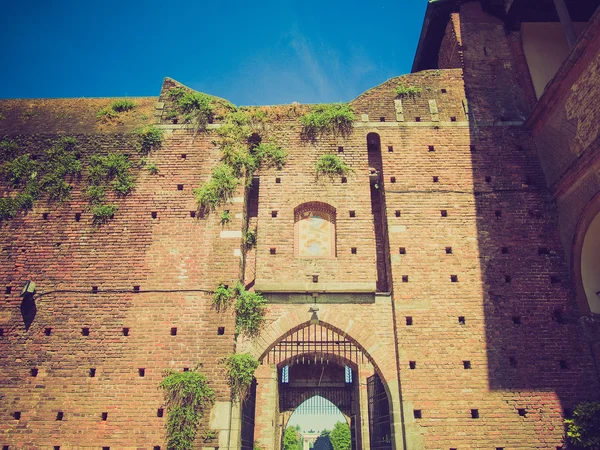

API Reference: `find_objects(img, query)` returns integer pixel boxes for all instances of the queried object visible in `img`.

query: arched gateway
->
[234,320,403,450]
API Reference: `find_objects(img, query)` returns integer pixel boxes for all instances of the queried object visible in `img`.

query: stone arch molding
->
[238,305,396,385]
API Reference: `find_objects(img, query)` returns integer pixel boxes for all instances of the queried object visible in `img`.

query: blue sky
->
[0,0,427,105]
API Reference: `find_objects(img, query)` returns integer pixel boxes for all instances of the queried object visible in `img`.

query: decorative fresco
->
[295,205,336,258]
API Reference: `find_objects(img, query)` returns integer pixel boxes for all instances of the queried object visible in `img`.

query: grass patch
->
[316,154,352,179]
[97,99,136,122]
[395,84,422,98]
[300,103,354,139]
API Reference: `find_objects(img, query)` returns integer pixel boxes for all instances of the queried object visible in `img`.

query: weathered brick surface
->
[1,2,599,449]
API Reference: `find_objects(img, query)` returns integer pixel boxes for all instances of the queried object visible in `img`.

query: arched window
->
[294,202,336,258]
[581,210,600,313]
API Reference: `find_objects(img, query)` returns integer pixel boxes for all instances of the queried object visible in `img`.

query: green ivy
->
[146,163,159,175]
[223,353,259,402]
[220,209,231,225]
[300,104,354,139]
[235,285,267,337]
[565,402,600,449]
[169,88,215,130]
[159,368,215,450]
[244,228,257,248]
[194,164,240,212]
[87,153,135,196]
[212,284,235,311]
[97,99,135,121]
[0,141,20,163]
[395,84,422,98]
[91,204,118,224]
[316,154,352,178]
[134,125,164,154]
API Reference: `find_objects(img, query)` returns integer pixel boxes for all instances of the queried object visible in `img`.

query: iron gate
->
[367,373,392,450]
[240,379,257,450]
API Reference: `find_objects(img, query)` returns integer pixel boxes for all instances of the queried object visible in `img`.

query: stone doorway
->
[240,322,394,450]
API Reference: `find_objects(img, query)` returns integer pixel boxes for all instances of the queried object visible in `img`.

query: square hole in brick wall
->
[154,447,161,450]
[312,275,319,283]
[133,285,140,292]
[470,145,476,153]
[351,247,357,254]
[177,184,184,191]
[445,247,452,254]
[552,308,567,324]
[4,286,11,294]
[409,361,416,369]
[415,117,421,122]
[44,327,52,336]
[406,316,413,326]
[181,154,187,159]
[139,368,146,377]
[13,412,21,420]
[505,275,512,283]
[151,211,158,219]
[402,275,409,282]
[433,176,439,183]
[471,409,479,419]
[399,247,406,255]
[271,210,278,218]
[441,210,448,217]
[75,212,81,222]
[349,210,355,218]
[509,357,517,367]
[101,412,108,421]
[30,368,38,377]
[42,213,49,220]
[56,411,64,421]
[190,211,196,218]
[395,210,401,217]
[495,210,502,218]
[538,247,549,255]
[551,276,561,284]
[183,367,190,372]
[388,146,393,152]
[413,410,422,419]
[496,448,505,450]
[0,328,3,336]
[450,116,457,122]
[441,88,447,93]
[380,117,385,122]
[559,360,569,369]
[218,327,225,335]
[89,368,96,377]
[170,327,177,336]
[563,408,573,418]
[390,177,396,183]
[341,176,347,183]
[82,327,90,336]
[512,316,521,325]
[450,275,458,282]
[428,145,435,152]
[275,177,281,184]
[270,247,277,255]
[92,286,98,294]
[54,446,61,450]
[458,316,466,325]
[501,247,509,254]
[338,146,344,153]
[102,447,110,450]
[157,407,164,417]
[485,176,492,183]
[123,327,130,336]
[518,408,527,417]
[463,361,471,369]
[3,446,9,450]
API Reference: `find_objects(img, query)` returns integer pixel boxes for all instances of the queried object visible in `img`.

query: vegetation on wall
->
[133,125,164,154]
[395,84,422,98]
[212,283,235,311]
[565,402,600,449]
[0,137,82,221]
[97,99,136,122]
[194,108,287,212]
[159,367,215,450]
[168,87,216,130]
[85,152,135,224]
[300,103,355,139]
[316,154,352,179]
[222,353,259,402]
[235,284,267,337]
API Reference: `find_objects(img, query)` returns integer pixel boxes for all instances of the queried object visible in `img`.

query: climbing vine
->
[212,283,235,311]
[222,353,259,402]
[159,367,215,450]
[235,284,267,337]
[300,103,355,140]
[316,154,352,179]
[0,137,82,221]
[133,125,164,154]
